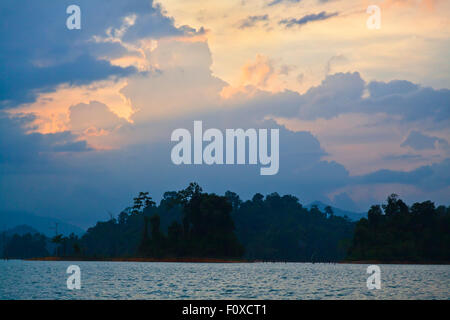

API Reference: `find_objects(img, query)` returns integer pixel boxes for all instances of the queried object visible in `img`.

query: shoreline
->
[25,257,256,263]
[21,257,450,265]
[340,260,450,265]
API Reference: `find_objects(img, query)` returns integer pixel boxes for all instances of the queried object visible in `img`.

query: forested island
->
[1,183,449,263]
[347,194,449,263]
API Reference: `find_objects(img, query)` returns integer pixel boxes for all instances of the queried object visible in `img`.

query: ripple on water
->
[0,261,449,299]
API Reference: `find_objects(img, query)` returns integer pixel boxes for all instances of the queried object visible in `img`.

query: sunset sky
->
[1,0,449,228]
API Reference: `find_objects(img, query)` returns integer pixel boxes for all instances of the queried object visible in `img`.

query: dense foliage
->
[137,183,244,258]
[227,191,354,261]
[2,232,49,259]
[3,187,448,263]
[75,184,354,261]
[347,194,450,262]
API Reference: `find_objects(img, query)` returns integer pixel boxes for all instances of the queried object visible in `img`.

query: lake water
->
[0,260,448,299]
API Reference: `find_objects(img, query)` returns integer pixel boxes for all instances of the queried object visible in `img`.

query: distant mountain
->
[0,211,85,237]
[3,224,39,236]
[306,201,366,221]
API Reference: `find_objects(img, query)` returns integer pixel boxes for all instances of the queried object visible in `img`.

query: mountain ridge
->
[306,201,366,221]
[0,211,85,237]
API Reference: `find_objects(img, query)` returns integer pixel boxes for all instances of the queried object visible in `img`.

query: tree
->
[225,191,242,211]
[325,205,334,218]
[348,195,450,262]
[383,194,408,216]
[367,205,383,227]
[51,234,64,257]
[132,192,156,214]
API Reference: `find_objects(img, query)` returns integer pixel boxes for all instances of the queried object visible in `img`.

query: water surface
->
[0,260,448,299]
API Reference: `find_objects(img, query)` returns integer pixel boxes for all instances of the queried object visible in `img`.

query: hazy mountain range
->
[0,201,365,238]
[306,201,366,221]
[0,211,85,237]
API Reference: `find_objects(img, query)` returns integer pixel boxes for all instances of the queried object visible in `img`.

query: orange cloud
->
[9,80,133,135]
[221,54,283,99]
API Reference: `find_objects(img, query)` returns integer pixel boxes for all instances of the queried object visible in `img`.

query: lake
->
[0,260,448,299]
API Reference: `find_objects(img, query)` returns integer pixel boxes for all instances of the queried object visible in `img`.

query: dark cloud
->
[0,0,198,108]
[364,85,450,123]
[401,130,449,150]
[368,80,419,98]
[1,55,136,107]
[286,72,450,123]
[238,15,269,29]
[279,11,338,28]
[354,159,450,190]
[295,72,365,119]
[267,0,301,6]
[0,112,91,165]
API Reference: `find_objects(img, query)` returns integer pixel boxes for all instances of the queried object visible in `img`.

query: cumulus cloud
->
[367,80,419,98]
[69,101,128,134]
[280,72,450,123]
[220,55,282,98]
[0,0,200,108]
[295,72,365,119]
[364,82,450,124]
[123,40,227,123]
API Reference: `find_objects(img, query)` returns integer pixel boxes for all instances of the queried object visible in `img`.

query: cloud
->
[267,0,301,6]
[325,55,348,75]
[69,101,128,134]
[0,112,91,165]
[382,153,425,161]
[0,104,352,226]
[0,0,200,108]
[367,80,419,98]
[401,130,449,150]
[238,15,269,29]
[279,11,338,28]
[221,55,281,98]
[1,55,136,108]
[1,8,449,228]
[6,60,449,226]
[295,72,365,120]
[365,83,450,123]
[279,72,450,123]
[123,40,227,124]
[354,159,450,190]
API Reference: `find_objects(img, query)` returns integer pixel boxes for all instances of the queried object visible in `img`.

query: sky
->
[0,0,449,228]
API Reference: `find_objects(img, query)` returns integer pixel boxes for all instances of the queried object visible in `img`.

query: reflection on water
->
[0,260,448,299]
